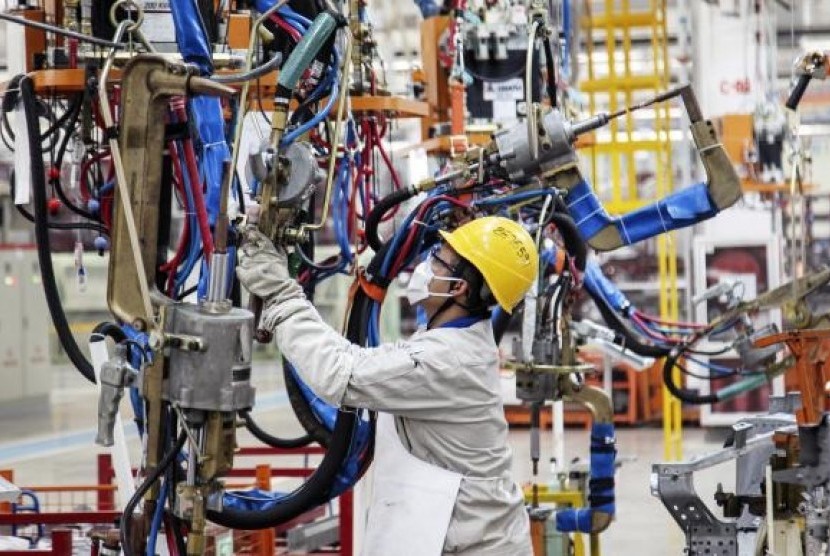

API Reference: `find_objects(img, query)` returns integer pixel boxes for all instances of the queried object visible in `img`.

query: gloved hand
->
[236,229,298,303]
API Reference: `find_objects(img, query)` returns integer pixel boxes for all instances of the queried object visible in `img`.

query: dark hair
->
[454,257,496,316]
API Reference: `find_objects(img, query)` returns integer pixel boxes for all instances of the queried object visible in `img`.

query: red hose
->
[170,98,214,262]
[390,195,469,277]
[160,141,192,295]
[270,14,301,42]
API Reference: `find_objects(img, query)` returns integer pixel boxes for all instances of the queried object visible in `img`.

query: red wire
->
[170,98,214,262]
[389,196,469,277]
[373,122,402,191]
[79,151,111,199]
[630,312,681,344]
[360,119,401,223]
[634,310,706,329]
[269,14,301,42]
[78,151,114,229]
[160,141,192,296]
[358,119,376,221]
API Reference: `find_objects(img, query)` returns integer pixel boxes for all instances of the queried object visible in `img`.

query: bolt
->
[188,341,201,351]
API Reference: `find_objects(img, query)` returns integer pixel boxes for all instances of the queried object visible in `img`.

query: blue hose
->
[146,478,168,556]
[556,422,616,533]
[565,179,718,248]
[582,258,632,314]
[279,5,313,28]
[281,62,340,146]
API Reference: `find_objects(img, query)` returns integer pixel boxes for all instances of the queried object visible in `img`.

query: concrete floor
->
[0,361,735,555]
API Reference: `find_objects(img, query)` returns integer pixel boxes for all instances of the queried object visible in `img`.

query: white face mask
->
[405,259,462,306]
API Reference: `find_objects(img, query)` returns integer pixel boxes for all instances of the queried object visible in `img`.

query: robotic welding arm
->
[407,85,740,252]
[786,50,829,110]
[553,87,741,251]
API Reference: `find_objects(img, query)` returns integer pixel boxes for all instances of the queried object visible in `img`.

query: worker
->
[237,216,537,555]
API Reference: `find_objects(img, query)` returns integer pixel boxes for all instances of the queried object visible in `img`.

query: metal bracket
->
[504,360,595,375]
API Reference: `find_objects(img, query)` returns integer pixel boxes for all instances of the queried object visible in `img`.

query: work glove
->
[236,229,301,304]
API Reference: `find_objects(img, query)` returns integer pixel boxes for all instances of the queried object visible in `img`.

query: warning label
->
[482,79,525,102]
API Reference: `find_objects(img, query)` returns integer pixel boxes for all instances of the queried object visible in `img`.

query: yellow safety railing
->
[581,0,681,460]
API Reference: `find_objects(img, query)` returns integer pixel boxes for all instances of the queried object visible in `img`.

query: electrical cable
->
[687,345,734,356]
[9,170,109,237]
[146,478,169,556]
[662,348,718,405]
[675,361,739,381]
[91,322,128,343]
[547,212,586,272]
[210,52,283,84]
[50,95,102,223]
[588,287,671,358]
[0,11,127,48]
[120,431,187,556]
[208,409,356,528]
[239,409,313,449]
[2,75,63,150]
[22,76,97,384]
[12,196,110,234]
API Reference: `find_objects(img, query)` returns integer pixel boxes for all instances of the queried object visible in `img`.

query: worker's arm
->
[237,230,461,414]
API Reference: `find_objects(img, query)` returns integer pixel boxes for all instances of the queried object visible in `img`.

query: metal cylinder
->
[164,305,255,412]
[493,109,577,184]
[206,252,229,304]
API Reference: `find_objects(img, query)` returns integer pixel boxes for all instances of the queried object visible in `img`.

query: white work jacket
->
[263,291,532,555]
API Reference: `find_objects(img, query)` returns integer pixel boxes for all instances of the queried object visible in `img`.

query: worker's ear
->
[450,278,469,298]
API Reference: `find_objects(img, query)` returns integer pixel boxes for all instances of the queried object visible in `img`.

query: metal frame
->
[652,412,797,555]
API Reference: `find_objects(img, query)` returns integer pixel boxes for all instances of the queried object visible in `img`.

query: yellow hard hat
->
[439,216,539,313]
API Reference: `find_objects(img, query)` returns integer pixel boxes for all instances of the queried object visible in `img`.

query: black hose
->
[239,409,313,449]
[588,288,671,359]
[343,285,377,481]
[547,212,586,272]
[22,76,97,384]
[207,409,356,529]
[2,76,61,153]
[13,203,109,233]
[40,98,79,141]
[91,322,127,343]
[365,187,416,252]
[120,431,187,556]
[786,73,811,111]
[662,349,718,405]
[552,195,568,214]
[209,177,367,532]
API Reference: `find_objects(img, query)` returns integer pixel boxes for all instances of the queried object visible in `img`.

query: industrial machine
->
[1,0,787,555]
